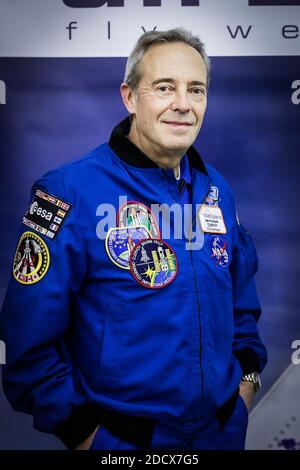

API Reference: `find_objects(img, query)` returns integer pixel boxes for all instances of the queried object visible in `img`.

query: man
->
[0,28,267,450]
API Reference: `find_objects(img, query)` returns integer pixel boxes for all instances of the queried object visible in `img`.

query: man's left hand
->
[239,381,256,412]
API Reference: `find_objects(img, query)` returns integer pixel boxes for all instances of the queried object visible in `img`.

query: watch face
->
[253,372,261,390]
[241,372,261,391]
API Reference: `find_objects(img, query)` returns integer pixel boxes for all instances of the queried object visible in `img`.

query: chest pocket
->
[230,223,259,301]
[236,223,259,279]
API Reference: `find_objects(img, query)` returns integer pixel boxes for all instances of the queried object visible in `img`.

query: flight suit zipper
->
[188,183,212,409]
[165,168,212,414]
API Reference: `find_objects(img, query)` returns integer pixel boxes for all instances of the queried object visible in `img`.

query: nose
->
[170,89,191,114]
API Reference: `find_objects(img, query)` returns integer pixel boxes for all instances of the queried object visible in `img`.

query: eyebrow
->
[151,78,207,87]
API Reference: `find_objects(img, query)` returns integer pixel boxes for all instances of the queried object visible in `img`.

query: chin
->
[165,139,192,151]
[164,145,190,156]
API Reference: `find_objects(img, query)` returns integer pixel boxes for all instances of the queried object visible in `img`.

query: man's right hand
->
[74,425,100,450]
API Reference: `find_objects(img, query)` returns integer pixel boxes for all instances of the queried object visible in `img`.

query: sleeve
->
[230,216,268,375]
[0,168,99,449]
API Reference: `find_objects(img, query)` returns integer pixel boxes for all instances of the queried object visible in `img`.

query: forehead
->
[140,42,207,84]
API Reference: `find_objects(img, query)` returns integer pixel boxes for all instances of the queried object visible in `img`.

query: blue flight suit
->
[0,117,267,450]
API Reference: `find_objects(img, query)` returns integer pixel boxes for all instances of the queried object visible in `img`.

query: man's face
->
[122,41,208,160]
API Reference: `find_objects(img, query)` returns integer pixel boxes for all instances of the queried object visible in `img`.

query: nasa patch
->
[209,235,230,268]
[13,231,50,285]
[129,239,178,289]
[105,226,151,270]
[23,188,72,239]
[117,201,160,238]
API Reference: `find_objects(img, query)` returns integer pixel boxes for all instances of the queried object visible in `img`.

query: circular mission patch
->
[129,238,178,289]
[117,201,160,238]
[105,225,151,270]
[13,231,50,285]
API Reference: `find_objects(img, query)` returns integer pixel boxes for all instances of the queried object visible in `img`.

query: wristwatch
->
[240,371,261,392]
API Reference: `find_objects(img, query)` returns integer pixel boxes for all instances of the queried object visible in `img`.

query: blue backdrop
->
[0,56,299,449]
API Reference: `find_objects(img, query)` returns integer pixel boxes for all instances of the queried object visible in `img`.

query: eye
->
[156,85,173,93]
[190,87,206,96]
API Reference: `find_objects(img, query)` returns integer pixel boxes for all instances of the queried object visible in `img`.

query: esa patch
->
[129,239,178,289]
[13,231,50,285]
[105,226,151,270]
[209,235,230,268]
[117,201,160,238]
[22,188,71,239]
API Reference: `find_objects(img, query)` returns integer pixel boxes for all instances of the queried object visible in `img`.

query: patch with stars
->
[105,226,151,270]
[209,235,230,269]
[117,201,160,238]
[129,239,178,289]
[13,231,50,285]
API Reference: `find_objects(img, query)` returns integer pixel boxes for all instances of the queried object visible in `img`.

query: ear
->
[120,82,137,115]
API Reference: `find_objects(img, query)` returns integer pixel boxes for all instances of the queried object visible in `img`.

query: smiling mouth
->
[163,121,193,127]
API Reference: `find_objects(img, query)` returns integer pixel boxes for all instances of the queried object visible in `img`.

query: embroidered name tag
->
[199,205,227,234]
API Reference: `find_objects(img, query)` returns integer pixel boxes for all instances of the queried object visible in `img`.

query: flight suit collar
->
[108,116,208,176]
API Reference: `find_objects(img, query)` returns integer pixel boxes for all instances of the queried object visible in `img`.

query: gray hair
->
[124,28,211,92]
